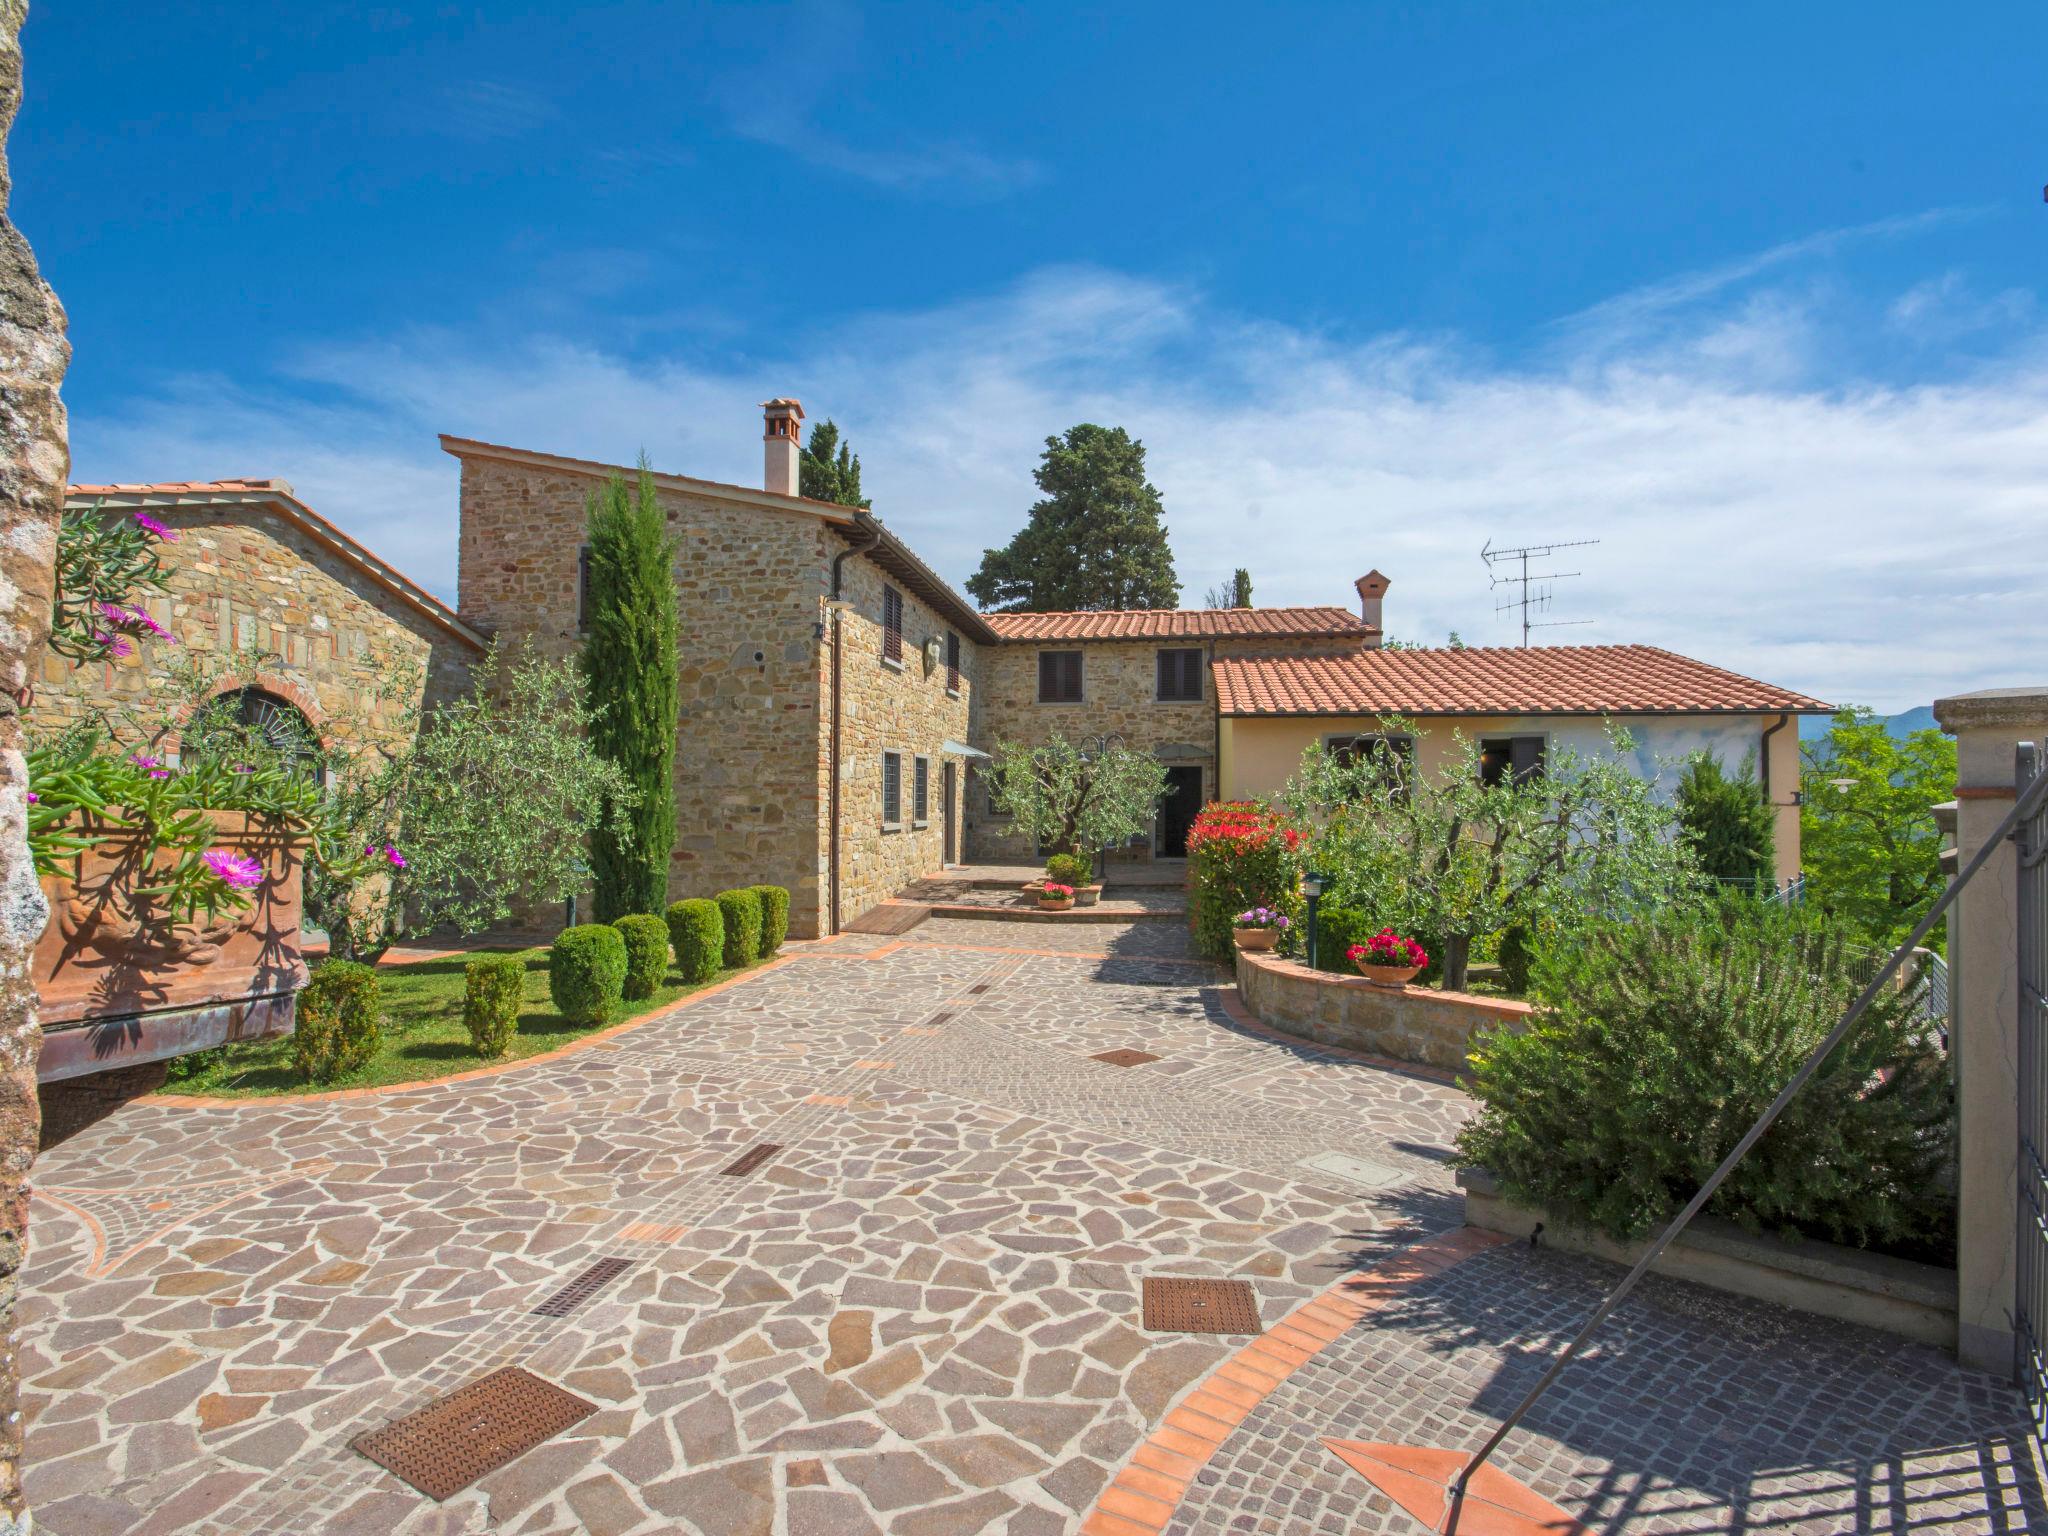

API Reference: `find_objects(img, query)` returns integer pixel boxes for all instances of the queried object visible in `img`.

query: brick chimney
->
[1354,570,1389,644]
[762,398,804,497]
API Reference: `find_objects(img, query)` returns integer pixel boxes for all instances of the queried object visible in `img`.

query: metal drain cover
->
[1299,1150,1405,1190]
[351,1367,596,1500]
[1142,1276,1263,1335]
[720,1142,783,1177]
[1091,1048,1160,1068]
[530,1257,634,1318]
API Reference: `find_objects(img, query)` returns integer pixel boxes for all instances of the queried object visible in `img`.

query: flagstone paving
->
[17,920,2042,1534]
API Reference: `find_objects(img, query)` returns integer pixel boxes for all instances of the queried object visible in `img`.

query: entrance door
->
[942,762,958,866]
[1158,766,1203,857]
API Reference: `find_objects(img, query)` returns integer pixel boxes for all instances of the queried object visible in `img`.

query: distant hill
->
[1799,705,1938,745]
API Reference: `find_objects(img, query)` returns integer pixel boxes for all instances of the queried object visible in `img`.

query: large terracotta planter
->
[1232,927,1280,952]
[33,811,311,1080]
[1356,962,1420,989]
[1038,895,1075,912]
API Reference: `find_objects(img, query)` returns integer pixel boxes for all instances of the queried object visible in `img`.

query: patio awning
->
[942,739,991,760]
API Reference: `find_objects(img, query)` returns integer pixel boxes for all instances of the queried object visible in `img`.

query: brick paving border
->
[1081,1226,1510,1535]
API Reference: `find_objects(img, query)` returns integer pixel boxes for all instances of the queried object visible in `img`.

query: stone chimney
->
[762,398,804,497]
[1354,570,1389,644]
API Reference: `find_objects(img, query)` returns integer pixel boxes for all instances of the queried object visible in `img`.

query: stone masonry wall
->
[828,553,975,926]
[966,631,1368,864]
[29,503,475,761]
[455,453,835,936]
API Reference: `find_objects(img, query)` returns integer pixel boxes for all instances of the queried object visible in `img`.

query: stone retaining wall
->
[1232,948,1530,1073]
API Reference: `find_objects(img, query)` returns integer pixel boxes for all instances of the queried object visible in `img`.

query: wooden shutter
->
[914,757,929,822]
[1039,650,1083,702]
[1158,648,1201,701]
[1511,735,1546,784]
[882,752,901,823]
[882,586,903,662]
[946,632,961,692]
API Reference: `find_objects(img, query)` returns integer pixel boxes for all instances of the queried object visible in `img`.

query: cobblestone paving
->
[1168,1240,2046,1535]
[19,920,2038,1535]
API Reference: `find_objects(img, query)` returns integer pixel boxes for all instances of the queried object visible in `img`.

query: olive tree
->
[985,734,1168,858]
[1281,719,1700,989]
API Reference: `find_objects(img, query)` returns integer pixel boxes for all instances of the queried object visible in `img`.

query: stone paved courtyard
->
[18,919,2044,1534]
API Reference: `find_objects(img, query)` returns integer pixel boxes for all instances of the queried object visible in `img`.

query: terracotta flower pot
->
[1038,896,1074,912]
[1232,927,1280,952]
[1356,962,1421,989]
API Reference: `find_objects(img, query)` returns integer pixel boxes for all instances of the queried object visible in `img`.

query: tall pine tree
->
[800,420,870,508]
[967,424,1179,612]
[582,460,679,919]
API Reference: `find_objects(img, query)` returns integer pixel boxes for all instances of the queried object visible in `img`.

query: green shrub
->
[1044,853,1091,889]
[290,959,382,1083]
[1455,900,1953,1251]
[1311,903,1371,972]
[714,888,763,968]
[1495,923,1534,995]
[666,899,724,984]
[462,954,526,1057]
[548,923,628,1026]
[613,913,671,1000]
[751,885,791,955]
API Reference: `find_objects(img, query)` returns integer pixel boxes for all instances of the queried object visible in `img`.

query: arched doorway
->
[188,686,326,785]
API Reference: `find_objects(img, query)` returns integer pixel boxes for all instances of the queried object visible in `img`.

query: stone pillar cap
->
[1932,686,2048,732]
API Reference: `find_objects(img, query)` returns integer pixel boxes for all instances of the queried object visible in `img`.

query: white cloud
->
[72,258,2048,715]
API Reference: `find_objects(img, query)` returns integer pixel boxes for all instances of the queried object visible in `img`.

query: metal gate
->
[2018,740,2048,1450]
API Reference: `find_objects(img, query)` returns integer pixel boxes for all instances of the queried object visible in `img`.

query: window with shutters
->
[881,750,903,827]
[913,755,930,826]
[576,545,592,634]
[1326,733,1415,800]
[881,585,904,665]
[1156,648,1204,702]
[1037,649,1083,703]
[1479,735,1547,787]
[945,631,961,695]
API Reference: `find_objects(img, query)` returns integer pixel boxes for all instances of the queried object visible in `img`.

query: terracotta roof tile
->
[1212,645,1829,717]
[983,607,1373,642]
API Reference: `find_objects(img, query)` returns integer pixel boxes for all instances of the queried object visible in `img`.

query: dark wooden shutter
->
[1511,735,1546,784]
[576,546,592,633]
[1039,650,1083,702]
[882,586,903,662]
[1158,648,1201,701]
[882,752,901,823]
[914,757,929,822]
[946,632,961,692]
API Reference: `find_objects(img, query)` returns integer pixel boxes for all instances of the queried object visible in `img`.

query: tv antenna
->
[1481,536,1600,647]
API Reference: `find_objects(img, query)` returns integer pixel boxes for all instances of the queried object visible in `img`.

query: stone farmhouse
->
[42,398,1829,941]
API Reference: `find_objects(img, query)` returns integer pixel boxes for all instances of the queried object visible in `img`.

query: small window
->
[1038,649,1083,703]
[882,750,903,826]
[1327,733,1414,771]
[1156,647,1203,702]
[913,756,930,826]
[576,545,592,633]
[882,585,904,665]
[945,631,961,694]
[1479,735,1546,787]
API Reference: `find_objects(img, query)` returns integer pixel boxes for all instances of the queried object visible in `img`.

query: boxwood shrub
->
[750,884,790,955]
[1044,853,1091,889]
[714,888,763,968]
[291,959,382,1084]
[613,913,671,1000]
[666,899,724,984]
[549,923,628,1026]
[463,953,526,1057]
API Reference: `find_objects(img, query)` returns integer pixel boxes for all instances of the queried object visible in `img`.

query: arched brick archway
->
[166,671,326,761]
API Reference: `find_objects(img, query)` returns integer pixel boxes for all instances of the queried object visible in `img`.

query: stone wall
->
[29,501,476,761]
[829,554,975,925]
[1233,948,1530,1074]
[0,4,66,1525]
[455,451,837,936]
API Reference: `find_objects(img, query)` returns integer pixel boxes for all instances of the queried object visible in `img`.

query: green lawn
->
[160,945,760,1098]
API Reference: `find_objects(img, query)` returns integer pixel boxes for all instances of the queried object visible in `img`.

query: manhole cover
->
[351,1367,596,1500]
[1299,1150,1404,1190]
[720,1143,783,1177]
[531,1257,634,1318]
[1142,1276,1263,1335]
[1091,1048,1160,1068]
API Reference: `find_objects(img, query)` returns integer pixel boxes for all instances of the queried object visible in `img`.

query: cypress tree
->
[799,420,871,508]
[582,460,678,919]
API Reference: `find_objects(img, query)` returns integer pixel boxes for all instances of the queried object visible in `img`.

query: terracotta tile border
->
[1081,1226,1510,1536]
[1210,983,1461,1087]
[152,953,804,1107]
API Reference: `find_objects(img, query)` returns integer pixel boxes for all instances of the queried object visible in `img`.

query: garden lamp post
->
[1302,869,1326,970]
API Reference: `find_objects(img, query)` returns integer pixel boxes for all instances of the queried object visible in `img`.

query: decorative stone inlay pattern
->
[15,920,2039,1534]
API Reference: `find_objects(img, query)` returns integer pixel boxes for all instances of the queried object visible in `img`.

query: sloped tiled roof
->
[67,478,486,650]
[1212,644,1829,718]
[983,606,1374,642]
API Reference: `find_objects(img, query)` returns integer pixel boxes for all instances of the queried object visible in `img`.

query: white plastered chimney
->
[762,398,804,497]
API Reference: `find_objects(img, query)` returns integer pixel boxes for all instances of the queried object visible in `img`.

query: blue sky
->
[17,1,2046,710]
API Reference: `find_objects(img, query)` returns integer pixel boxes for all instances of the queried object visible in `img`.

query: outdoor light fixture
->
[1302,869,1327,970]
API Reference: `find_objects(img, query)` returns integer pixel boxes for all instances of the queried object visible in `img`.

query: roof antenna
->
[1480,536,1599,648]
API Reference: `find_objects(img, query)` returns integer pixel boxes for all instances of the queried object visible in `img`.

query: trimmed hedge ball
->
[750,884,791,956]
[549,923,628,1026]
[463,953,527,1057]
[613,913,672,1000]
[291,959,382,1084]
[666,899,724,985]
[714,888,763,968]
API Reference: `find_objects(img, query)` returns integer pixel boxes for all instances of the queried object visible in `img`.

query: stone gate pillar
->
[1933,686,2048,1377]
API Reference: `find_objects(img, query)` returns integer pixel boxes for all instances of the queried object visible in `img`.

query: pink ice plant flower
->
[384,845,406,869]
[133,510,178,541]
[202,848,264,890]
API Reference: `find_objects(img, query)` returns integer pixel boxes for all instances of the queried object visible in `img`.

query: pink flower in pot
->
[202,848,265,891]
